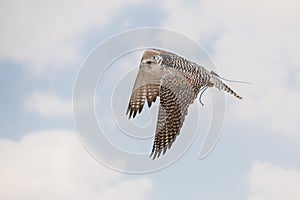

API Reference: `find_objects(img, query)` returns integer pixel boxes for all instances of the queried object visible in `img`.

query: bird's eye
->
[146,60,152,64]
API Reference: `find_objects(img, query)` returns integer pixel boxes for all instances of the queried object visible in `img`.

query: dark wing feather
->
[126,66,165,119]
[150,71,198,159]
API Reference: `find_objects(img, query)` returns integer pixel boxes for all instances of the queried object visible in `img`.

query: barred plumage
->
[126,49,242,159]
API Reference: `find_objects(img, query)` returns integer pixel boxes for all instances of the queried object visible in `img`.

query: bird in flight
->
[126,49,242,159]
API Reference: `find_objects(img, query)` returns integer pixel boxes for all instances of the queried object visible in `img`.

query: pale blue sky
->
[1,1,300,200]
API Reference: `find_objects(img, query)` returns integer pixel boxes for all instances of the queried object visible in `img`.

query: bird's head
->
[140,49,162,68]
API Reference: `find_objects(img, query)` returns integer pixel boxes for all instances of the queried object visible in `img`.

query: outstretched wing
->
[126,66,166,119]
[150,71,198,159]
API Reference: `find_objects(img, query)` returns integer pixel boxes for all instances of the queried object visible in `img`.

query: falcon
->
[126,49,242,159]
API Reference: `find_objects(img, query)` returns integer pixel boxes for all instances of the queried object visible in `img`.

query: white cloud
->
[24,91,73,118]
[160,0,300,138]
[230,86,300,138]
[0,130,152,200]
[247,161,300,200]
[0,0,142,76]
[160,0,222,40]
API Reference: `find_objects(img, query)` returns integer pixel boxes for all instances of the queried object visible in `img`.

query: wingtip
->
[132,110,137,118]
[126,106,134,119]
[149,147,156,160]
[150,146,163,160]
[147,100,152,108]
[126,105,130,115]
[234,93,243,100]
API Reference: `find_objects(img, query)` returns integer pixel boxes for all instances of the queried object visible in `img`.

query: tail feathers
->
[210,74,242,99]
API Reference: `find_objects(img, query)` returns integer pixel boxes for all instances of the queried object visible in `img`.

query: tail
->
[208,71,243,99]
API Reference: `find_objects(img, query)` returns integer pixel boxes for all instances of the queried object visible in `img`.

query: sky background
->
[1,0,300,199]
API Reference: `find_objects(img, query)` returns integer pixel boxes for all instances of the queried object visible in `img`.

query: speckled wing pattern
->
[150,72,198,159]
[126,49,243,159]
[127,65,198,159]
[126,66,162,118]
